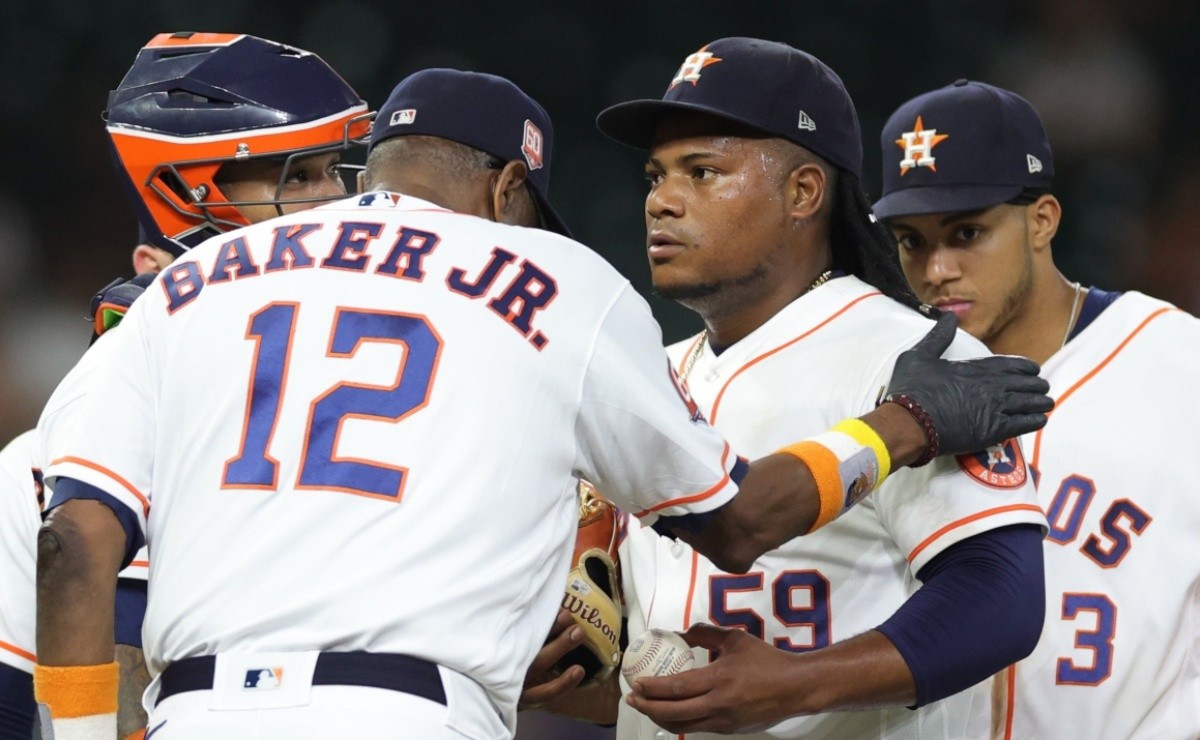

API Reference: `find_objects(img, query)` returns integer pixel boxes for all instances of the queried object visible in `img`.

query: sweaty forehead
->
[648,112,773,159]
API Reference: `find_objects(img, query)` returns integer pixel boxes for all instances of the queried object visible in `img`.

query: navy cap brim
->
[872,183,1026,220]
[597,98,776,150]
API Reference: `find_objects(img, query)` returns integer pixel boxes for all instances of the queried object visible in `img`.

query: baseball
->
[620,628,695,683]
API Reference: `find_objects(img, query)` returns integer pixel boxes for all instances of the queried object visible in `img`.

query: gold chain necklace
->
[1060,282,1082,350]
[680,269,834,382]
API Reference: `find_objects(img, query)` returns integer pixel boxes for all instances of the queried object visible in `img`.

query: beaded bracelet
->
[882,393,940,467]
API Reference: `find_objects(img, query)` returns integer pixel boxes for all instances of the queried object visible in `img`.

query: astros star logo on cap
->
[669,46,722,88]
[896,116,949,175]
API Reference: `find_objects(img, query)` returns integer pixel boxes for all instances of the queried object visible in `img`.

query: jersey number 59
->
[709,570,831,652]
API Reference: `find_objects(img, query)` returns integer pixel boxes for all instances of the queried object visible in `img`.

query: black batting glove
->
[885,312,1053,463]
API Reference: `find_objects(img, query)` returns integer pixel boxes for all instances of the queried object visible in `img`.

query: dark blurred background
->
[3,0,1199,443]
[1,0,1196,735]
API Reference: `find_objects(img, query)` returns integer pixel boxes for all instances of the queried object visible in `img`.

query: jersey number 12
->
[222,302,441,500]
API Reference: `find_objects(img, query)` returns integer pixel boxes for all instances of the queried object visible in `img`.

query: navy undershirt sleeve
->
[876,523,1045,707]
[46,477,144,570]
[115,578,148,648]
[0,662,35,740]
[651,456,749,539]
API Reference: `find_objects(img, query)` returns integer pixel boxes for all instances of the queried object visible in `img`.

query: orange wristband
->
[777,440,843,533]
[34,662,118,718]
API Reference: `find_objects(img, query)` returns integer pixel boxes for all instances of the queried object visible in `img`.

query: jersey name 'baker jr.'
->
[159,217,558,350]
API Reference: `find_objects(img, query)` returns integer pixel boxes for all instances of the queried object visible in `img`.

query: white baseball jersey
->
[617,275,1047,740]
[37,332,151,580]
[998,292,1200,739]
[0,313,156,682]
[0,430,39,675]
[44,192,744,737]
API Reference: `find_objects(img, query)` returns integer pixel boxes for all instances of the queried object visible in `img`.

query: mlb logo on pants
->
[244,667,284,690]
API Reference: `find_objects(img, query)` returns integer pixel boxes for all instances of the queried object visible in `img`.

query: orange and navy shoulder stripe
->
[49,457,149,518]
[907,503,1045,565]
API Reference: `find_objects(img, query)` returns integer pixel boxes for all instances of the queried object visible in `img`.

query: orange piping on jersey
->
[49,456,150,517]
[683,550,701,632]
[708,292,883,424]
[129,560,150,569]
[634,444,732,517]
[1002,663,1017,739]
[0,639,35,663]
[1031,307,1178,470]
[906,504,1044,564]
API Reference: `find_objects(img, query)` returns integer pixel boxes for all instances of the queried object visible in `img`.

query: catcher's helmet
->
[106,32,374,256]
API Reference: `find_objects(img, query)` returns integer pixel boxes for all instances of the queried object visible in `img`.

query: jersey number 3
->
[222,302,441,500]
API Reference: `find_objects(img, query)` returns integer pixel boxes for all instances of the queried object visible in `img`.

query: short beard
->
[653,264,769,315]
[981,237,1035,345]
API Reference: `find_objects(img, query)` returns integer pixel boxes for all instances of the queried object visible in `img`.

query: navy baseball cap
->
[370,68,571,238]
[873,80,1055,219]
[596,37,863,177]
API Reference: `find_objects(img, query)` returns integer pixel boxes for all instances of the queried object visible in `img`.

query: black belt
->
[157,651,446,707]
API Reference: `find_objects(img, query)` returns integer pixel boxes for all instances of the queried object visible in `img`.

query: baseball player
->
[0,31,373,739]
[0,431,40,737]
[876,80,1200,739]
[529,38,1052,739]
[32,68,1049,740]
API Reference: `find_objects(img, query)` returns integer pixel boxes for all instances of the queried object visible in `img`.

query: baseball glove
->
[554,480,623,686]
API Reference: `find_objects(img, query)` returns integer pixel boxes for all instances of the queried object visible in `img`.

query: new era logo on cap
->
[797,110,816,131]
[1027,154,1043,173]
[389,109,416,126]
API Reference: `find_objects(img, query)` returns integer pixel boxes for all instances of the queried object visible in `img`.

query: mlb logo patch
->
[357,192,399,208]
[522,119,544,170]
[389,108,416,126]
[243,667,284,690]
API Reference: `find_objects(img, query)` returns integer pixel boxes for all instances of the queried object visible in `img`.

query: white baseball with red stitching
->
[620,628,695,683]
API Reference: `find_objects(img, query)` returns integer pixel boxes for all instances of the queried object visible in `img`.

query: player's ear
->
[132,244,174,275]
[490,160,537,228]
[1026,194,1062,251]
[786,162,827,223]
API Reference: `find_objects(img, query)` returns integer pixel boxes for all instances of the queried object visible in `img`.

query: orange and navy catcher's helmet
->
[105,32,374,256]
